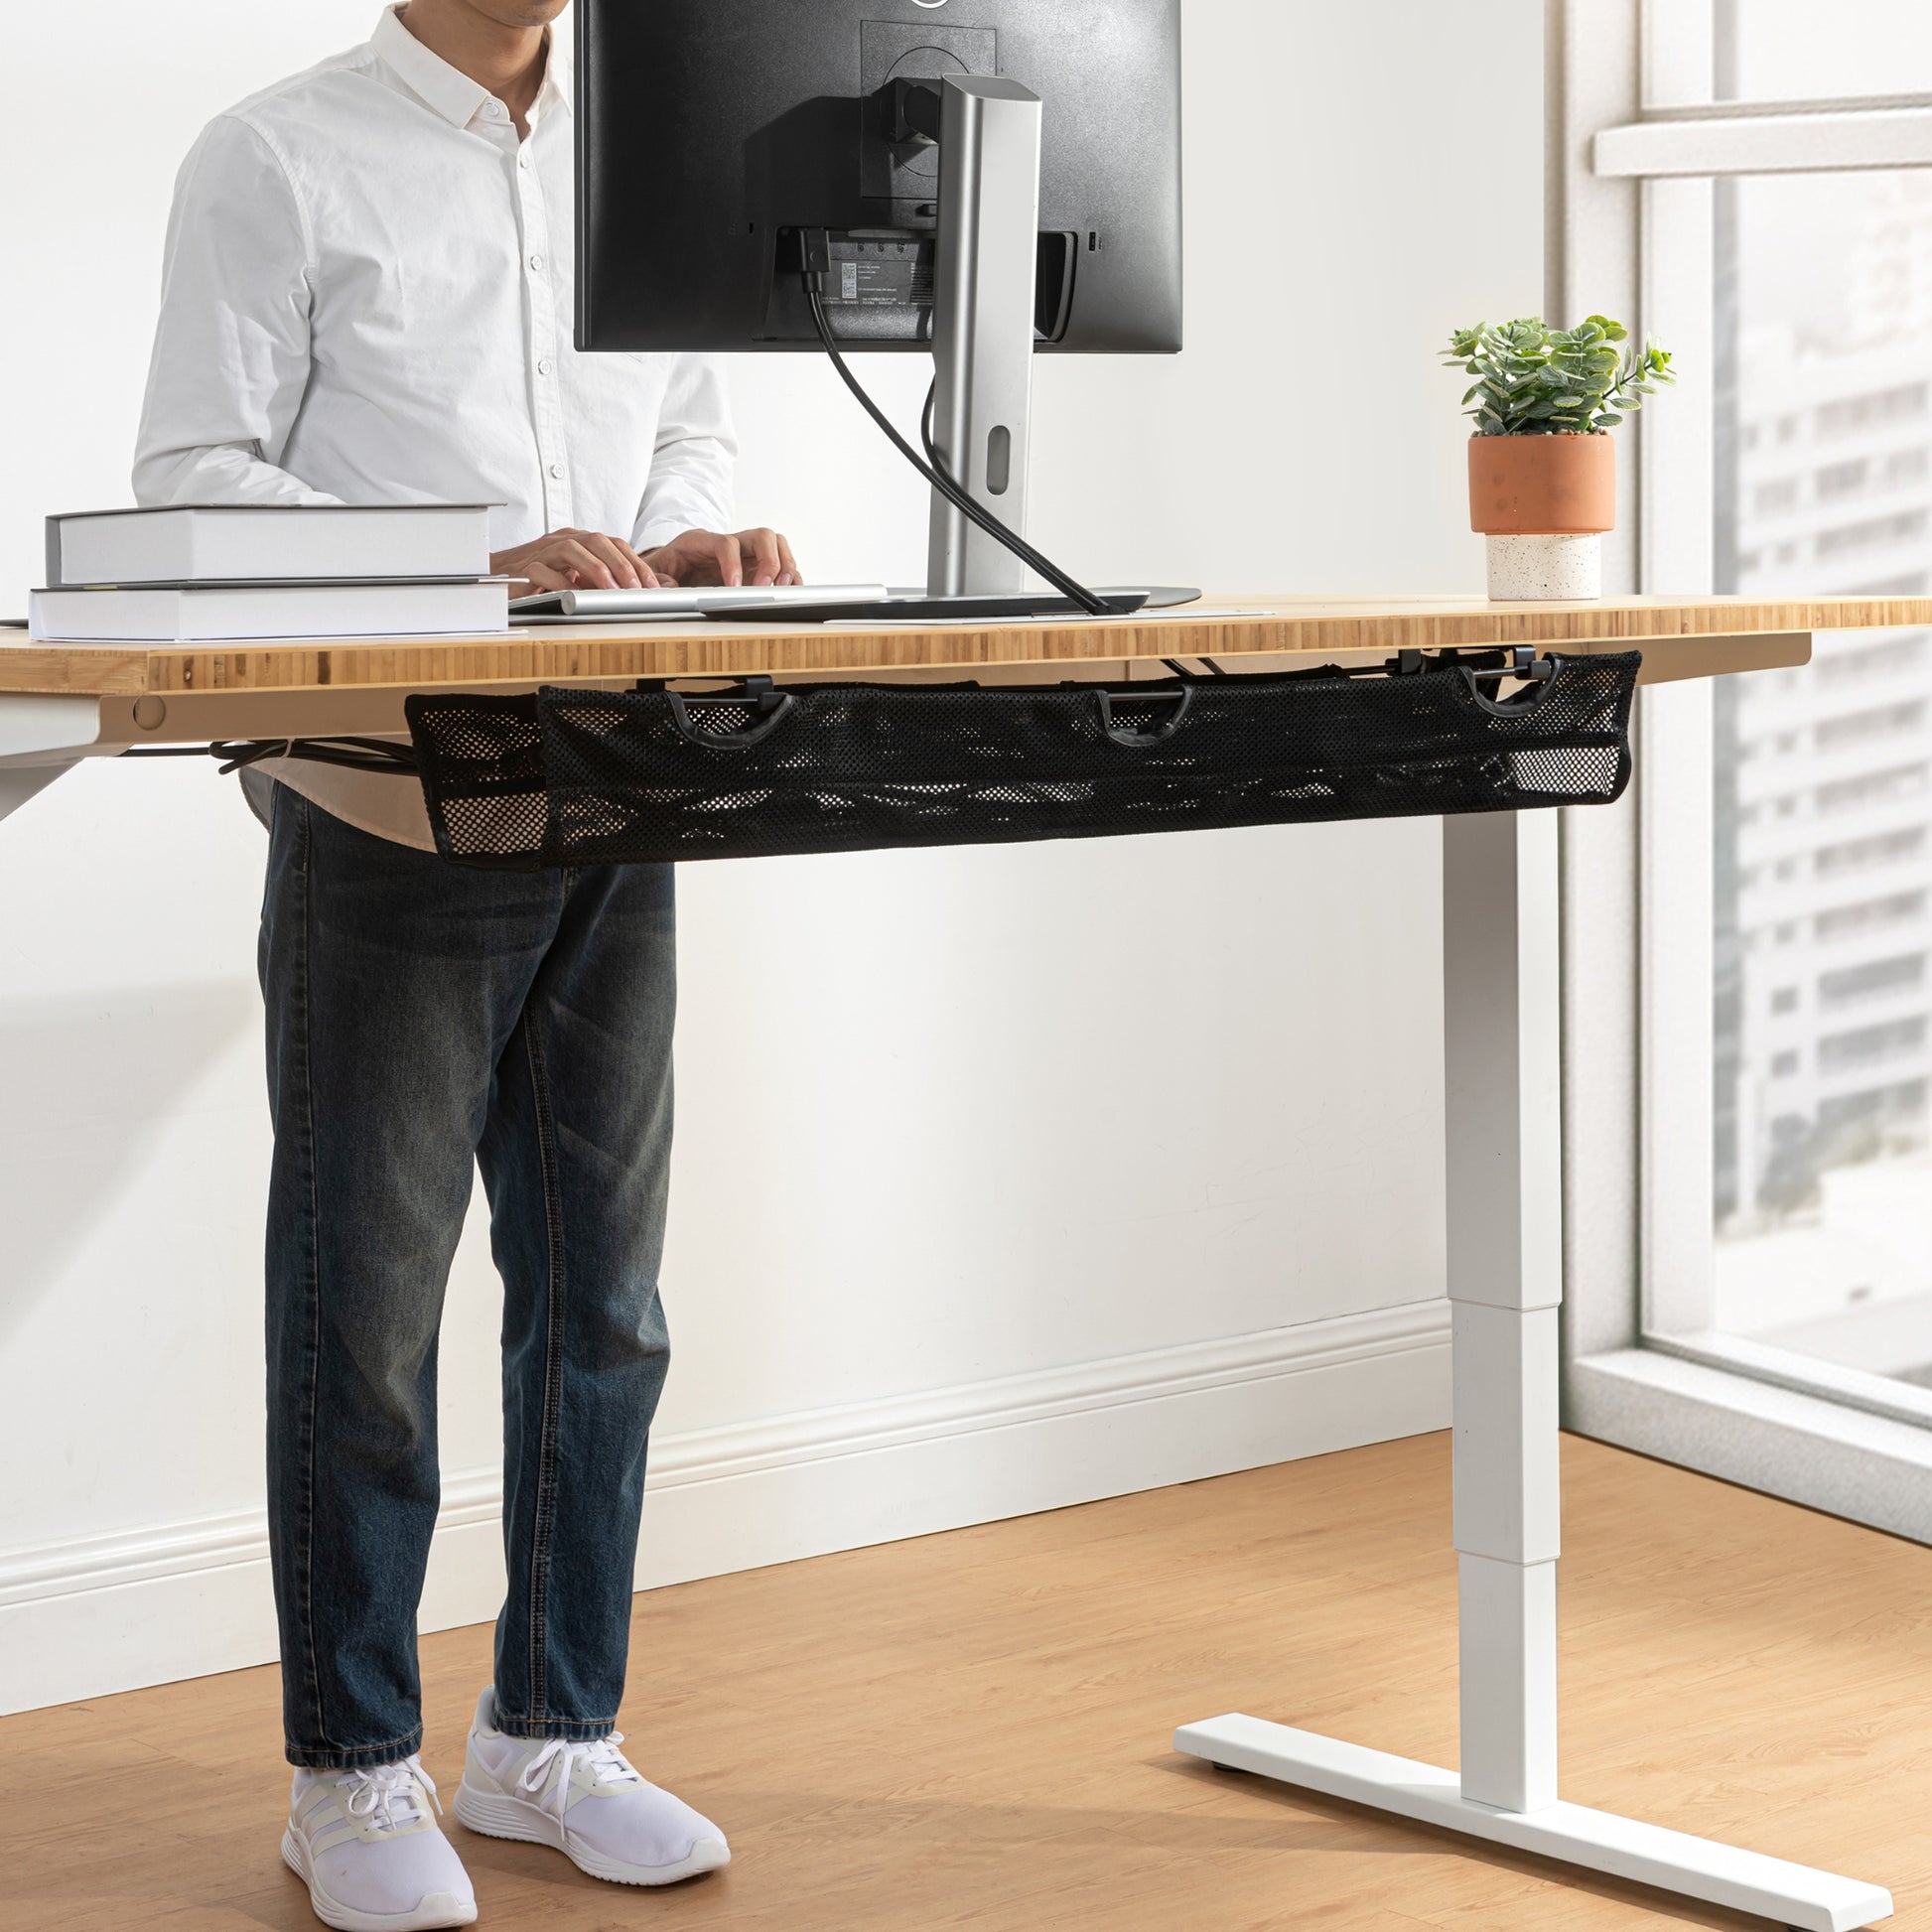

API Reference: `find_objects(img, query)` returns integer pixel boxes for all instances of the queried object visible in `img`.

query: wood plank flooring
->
[3,1433,1927,1930]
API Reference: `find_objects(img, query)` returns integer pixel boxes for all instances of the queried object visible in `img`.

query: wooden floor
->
[5,1433,1929,1930]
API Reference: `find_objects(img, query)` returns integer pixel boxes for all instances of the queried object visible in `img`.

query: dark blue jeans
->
[259,787,676,1769]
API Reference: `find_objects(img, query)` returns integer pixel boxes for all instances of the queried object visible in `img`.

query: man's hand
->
[491,528,661,593]
[642,528,802,589]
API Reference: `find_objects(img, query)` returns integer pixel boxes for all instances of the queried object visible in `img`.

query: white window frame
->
[1553,0,1932,1539]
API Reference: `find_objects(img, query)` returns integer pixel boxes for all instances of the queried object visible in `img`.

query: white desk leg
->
[1443,807,1562,1814]
[0,694,112,829]
[1173,811,1894,1932]
[0,760,77,827]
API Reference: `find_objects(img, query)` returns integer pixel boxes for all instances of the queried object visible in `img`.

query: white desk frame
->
[1175,807,1891,1932]
[0,652,1895,1931]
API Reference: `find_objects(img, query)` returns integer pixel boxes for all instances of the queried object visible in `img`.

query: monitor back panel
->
[576,0,1182,354]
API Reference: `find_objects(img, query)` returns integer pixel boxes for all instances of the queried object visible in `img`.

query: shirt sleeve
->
[632,355,739,550]
[132,115,343,508]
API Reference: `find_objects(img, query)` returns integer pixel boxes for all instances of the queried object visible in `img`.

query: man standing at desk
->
[133,4,792,1925]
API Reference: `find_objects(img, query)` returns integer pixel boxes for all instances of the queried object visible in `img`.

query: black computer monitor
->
[575,0,1182,355]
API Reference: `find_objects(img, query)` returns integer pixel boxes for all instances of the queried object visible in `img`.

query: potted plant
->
[1443,316,1675,599]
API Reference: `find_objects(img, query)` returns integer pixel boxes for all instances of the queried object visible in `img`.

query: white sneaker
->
[281,1757,478,1931]
[454,1688,730,1886]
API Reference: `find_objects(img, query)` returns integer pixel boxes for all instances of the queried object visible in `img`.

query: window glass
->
[1715,169,1932,1387]
[1721,0,1932,101]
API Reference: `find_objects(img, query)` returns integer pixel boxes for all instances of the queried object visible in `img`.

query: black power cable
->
[804,283,1108,617]
[123,737,418,776]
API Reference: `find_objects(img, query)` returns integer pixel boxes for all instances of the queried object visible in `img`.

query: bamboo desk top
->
[4,593,1928,751]
[8,591,1931,697]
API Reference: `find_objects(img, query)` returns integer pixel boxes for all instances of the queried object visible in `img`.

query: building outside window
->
[1560,0,1932,1537]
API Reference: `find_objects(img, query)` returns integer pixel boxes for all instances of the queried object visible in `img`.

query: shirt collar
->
[371,5,570,128]
[542,21,573,113]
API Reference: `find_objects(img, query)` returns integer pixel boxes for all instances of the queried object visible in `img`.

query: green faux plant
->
[1444,316,1675,436]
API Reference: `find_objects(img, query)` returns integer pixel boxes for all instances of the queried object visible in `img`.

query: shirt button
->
[538,357,554,376]
[483,100,501,118]
[528,252,544,271]
[517,152,530,170]
[549,463,564,480]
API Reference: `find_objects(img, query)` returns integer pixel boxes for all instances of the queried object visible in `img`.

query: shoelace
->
[341,1757,442,1833]
[517,1730,644,1821]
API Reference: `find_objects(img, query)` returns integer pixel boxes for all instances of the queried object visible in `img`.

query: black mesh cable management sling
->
[402,647,1643,872]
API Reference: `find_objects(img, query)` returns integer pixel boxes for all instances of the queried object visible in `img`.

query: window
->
[1719,9,1932,102]
[1816,763,1925,814]
[1818,1017,1928,1073]
[1713,163,1932,1420]
[1819,954,1927,1008]
[1816,461,1865,502]
[1562,0,1932,1542]
[1816,512,1931,560]
[1815,390,1930,442]
[1813,892,1927,944]
[1815,827,1926,878]
[1814,701,1927,751]
[1816,635,1929,685]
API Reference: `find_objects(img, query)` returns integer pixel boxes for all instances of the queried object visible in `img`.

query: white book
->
[28,580,509,642]
[46,504,494,589]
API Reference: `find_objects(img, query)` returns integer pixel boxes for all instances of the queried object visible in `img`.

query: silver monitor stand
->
[923,75,1043,599]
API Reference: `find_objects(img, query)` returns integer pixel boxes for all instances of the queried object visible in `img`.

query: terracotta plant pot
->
[1467,433,1617,600]
[1467,432,1616,534]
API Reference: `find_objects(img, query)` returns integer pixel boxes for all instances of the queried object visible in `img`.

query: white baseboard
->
[0,1299,1449,1716]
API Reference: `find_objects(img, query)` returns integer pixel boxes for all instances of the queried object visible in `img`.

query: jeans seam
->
[523,1013,569,1722]
[293,796,331,1752]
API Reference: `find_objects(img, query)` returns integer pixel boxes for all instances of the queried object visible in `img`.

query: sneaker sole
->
[452,1783,731,1886]
[280,1825,479,1931]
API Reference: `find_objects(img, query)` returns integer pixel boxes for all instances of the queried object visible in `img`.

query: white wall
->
[0,1,1543,1712]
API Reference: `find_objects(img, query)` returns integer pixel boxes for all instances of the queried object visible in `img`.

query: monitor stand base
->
[704,591,1154,626]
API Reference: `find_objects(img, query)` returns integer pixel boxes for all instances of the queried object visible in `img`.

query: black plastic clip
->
[1457,646,1562,716]
[1466,645,1556,685]
[737,675,788,718]
[1096,683,1195,748]
[666,675,797,750]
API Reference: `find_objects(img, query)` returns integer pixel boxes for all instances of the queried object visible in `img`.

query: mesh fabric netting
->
[404,652,1639,872]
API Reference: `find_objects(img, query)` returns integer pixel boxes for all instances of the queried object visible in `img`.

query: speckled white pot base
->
[1485,533,1602,600]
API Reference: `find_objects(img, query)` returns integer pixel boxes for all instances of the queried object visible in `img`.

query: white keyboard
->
[510,582,890,621]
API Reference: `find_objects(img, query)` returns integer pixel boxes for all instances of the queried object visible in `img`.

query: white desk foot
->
[1173,1716,1892,1931]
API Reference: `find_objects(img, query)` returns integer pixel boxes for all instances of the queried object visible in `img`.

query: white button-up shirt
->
[132,8,739,847]
[135,5,735,552]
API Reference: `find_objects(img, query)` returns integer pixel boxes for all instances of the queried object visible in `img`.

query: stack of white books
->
[29,504,506,641]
